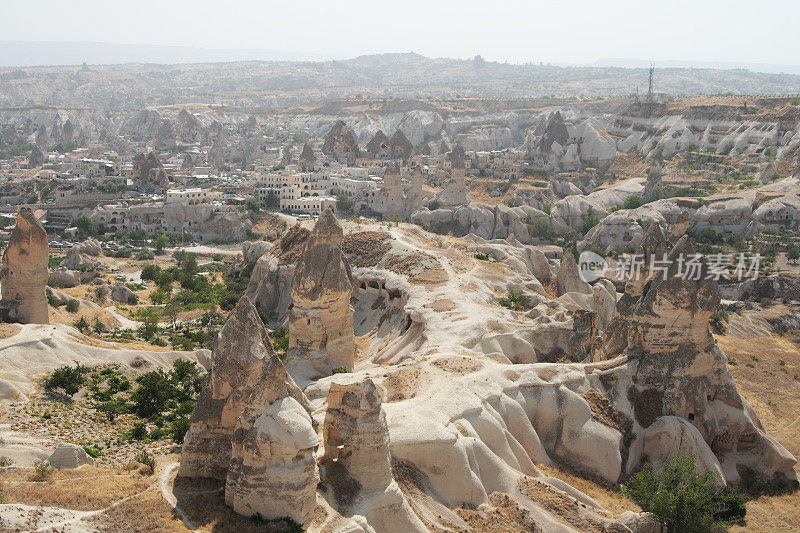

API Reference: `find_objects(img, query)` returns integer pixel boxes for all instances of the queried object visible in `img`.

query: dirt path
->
[160,461,200,532]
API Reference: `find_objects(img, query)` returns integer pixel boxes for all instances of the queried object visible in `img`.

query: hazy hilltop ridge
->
[3,52,800,109]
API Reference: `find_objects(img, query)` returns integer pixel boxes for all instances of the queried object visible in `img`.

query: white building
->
[165,188,222,206]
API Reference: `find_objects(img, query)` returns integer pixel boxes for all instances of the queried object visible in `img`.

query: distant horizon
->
[3,40,800,76]
[4,0,800,67]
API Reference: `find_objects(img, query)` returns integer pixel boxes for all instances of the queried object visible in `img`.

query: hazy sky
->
[6,0,800,64]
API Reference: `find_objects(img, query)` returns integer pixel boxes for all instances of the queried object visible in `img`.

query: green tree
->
[162,300,180,329]
[263,190,279,209]
[73,316,89,331]
[623,453,746,532]
[562,231,580,262]
[137,308,160,341]
[621,195,644,210]
[75,216,98,237]
[530,218,558,240]
[129,369,173,419]
[153,234,169,254]
[246,197,262,212]
[582,214,600,235]
[141,264,161,281]
[786,243,799,264]
[43,364,88,397]
[336,194,354,213]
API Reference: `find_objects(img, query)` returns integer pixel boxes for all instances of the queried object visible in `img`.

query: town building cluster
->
[0,114,538,243]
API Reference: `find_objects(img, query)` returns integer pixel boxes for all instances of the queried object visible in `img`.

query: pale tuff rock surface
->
[110,284,136,304]
[48,268,81,288]
[586,177,800,252]
[179,296,310,481]
[1,208,50,324]
[288,209,356,373]
[555,251,592,296]
[322,379,426,532]
[595,224,797,485]
[182,217,796,530]
[642,162,663,202]
[61,238,102,270]
[225,396,319,525]
[46,442,95,469]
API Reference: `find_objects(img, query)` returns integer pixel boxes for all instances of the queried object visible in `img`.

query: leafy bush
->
[332,366,348,374]
[268,326,289,353]
[140,264,161,281]
[336,194,354,213]
[129,422,147,441]
[710,307,729,334]
[47,291,63,308]
[170,416,191,443]
[473,253,490,261]
[65,299,80,313]
[499,290,529,311]
[623,453,746,532]
[529,219,558,240]
[621,195,644,210]
[135,248,154,260]
[43,364,89,397]
[134,450,155,472]
[246,197,262,212]
[129,370,174,419]
[82,445,103,458]
[582,214,600,235]
[31,459,54,481]
[427,199,441,211]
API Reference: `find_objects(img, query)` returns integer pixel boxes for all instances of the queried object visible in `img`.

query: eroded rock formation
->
[322,120,361,163]
[1,208,49,324]
[225,396,318,524]
[322,379,426,532]
[288,209,355,373]
[597,224,797,486]
[179,296,311,481]
[556,250,592,296]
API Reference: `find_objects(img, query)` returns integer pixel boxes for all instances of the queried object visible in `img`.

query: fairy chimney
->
[1,207,49,324]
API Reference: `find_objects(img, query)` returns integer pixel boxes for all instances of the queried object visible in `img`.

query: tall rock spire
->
[1,207,49,324]
[288,208,356,373]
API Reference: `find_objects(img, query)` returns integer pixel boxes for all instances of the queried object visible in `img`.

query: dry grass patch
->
[718,332,800,532]
[518,477,617,532]
[535,464,638,518]
[455,491,543,533]
[382,367,421,402]
[89,484,189,532]
[1,466,150,511]
[431,356,483,375]
[342,230,391,267]
[0,323,21,339]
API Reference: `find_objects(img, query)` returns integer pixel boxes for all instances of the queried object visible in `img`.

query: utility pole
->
[646,63,655,116]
